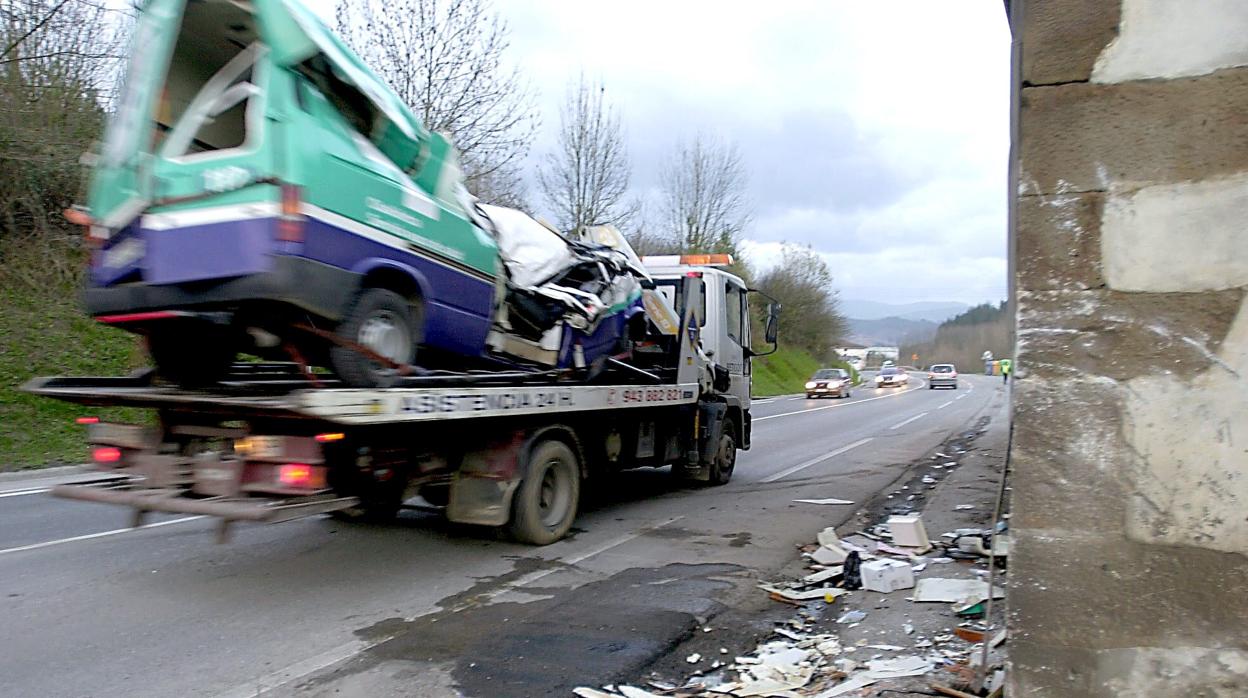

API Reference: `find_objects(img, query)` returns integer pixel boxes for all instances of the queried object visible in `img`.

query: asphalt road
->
[0,373,1003,697]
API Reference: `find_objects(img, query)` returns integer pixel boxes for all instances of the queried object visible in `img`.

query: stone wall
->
[1011,1,1248,695]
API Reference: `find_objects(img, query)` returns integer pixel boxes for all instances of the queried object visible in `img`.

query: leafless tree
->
[538,74,633,232]
[658,133,750,255]
[335,0,537,205]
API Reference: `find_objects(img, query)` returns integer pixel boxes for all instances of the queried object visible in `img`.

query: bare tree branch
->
[658,133,751,255]
[335,0,537,205]
[537,74,634,233]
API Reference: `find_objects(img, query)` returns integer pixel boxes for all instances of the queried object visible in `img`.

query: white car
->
[874,367,908,388]
[928,364,958,389]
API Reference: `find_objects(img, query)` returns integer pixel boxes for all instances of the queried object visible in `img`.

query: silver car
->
[928,364,958,389]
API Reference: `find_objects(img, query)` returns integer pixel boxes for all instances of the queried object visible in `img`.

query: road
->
[0,374,1003,697]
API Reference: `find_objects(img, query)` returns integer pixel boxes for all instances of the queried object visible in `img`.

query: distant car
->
[928,363,958,389]
[874,366,908,388]
[806,368,852,399]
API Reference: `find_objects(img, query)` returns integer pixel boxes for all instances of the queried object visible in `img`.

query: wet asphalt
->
[0,374,1000,697]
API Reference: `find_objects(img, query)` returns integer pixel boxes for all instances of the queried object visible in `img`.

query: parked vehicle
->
[874,366,908,388]
[75,0,646,389]
[805,368,852,399]
[27,258,781,545]
[927,363,958,389]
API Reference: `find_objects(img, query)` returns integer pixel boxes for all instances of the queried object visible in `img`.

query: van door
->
[721,279,750,402]
[88,0,186,229]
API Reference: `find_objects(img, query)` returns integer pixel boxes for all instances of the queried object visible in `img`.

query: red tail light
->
[314,432,345,443]
[277,184,304,242]
[76,416,100,425]
[278,463,325,489]
[97,310,184,324]
[93,446,122,463]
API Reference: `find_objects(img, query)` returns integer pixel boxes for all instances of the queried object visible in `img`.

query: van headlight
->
[805,381,817,389]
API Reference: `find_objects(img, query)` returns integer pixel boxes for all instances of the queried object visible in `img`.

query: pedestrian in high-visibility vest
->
[1001,359,1012,383]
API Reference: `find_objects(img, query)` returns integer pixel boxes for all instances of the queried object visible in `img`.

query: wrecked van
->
[81,0,646,387]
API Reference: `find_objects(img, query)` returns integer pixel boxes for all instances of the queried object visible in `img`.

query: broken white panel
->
[793,498,854,505]
[886,515,929,548]
[811,674,877,697]
[802,566,843,584]
[1093,0,1248,83]
[573,689,618,698]
[480,204,575,288]
[1102,174,1248,292]
[864,655,934,679]
[913,578,1006,603]
[618,686,664,698]
[759,584,847,601]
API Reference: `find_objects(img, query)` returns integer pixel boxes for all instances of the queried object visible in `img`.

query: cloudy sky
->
[314,1,1011,307]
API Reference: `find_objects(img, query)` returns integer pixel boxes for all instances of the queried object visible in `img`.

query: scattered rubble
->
[578,431,1010,698]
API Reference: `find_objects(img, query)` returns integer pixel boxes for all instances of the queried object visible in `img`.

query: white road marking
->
[754,382,924,422]
[0,516,205,556]
[936,401,954,410]
[0,487,51,499]
[215,515,686,698]
[956,393,968,401]
[889,412,928,430]
[760,438,874,483]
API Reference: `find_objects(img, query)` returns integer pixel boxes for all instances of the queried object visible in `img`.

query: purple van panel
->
[91,223,144,286]
[297,217,496,358]
[143,217,275,285]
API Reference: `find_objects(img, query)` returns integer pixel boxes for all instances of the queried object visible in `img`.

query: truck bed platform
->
[23,365,700,425]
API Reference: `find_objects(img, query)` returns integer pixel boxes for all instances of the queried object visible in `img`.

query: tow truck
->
[24,256,779,545]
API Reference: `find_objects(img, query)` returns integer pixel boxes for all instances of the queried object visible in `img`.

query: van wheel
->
[709,421,737,485]
[149,325,236,388]
[509,440,580,545]
[330,288,420,388]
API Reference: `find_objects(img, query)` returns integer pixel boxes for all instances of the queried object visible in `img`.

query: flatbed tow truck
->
[23,257,779,545]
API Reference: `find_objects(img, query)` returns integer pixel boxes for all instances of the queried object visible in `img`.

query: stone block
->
[1017,191,1105,291]
[1022,0,1121,85]
[1017,288,1244,382]
[1020,69,1248,195]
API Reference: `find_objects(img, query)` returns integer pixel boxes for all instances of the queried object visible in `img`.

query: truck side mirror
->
[765,304,780,344]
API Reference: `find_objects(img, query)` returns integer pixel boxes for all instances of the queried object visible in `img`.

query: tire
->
[330,288,420,388]
[148,325,236,388]
[708,421,737,486]
[509,440,580,545]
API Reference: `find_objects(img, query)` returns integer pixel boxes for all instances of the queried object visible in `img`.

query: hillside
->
[900,301,1011,371]
[839,299,969,323]
[751,347,858,397]
[846,316,938,346]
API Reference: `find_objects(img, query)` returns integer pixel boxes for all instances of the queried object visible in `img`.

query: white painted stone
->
[1093,0,1248,83]
[1123,302,1248,554]
[1102,174,1248,292]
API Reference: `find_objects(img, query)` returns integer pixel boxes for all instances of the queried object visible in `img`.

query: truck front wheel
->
[509,439,580,545]
[709,421,737,485]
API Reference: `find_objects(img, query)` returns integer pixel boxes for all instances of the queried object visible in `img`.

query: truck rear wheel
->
[508,439,580,545]
[709,421,737,486]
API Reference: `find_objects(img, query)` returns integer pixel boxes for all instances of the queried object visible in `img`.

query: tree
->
[538,74,633,232]
[754,244,847,359]
[0,0,128,249]
[657,133,750,255]
[335,0,536,205]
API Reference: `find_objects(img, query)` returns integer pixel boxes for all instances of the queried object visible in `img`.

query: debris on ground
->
[592,418,1012,697]
[793,498,855,505]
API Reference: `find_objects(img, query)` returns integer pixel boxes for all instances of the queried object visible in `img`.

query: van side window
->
[161,42,263,158]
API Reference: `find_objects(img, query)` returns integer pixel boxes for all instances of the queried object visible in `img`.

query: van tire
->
[330,288,419,388]
[149,325,235,388]
[509,439,580,545]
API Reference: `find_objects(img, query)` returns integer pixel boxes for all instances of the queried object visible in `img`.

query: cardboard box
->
[887,515,930,549]
[861,558,915,593]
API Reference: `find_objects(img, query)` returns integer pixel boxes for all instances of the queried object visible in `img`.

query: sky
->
[311,1,1012,307]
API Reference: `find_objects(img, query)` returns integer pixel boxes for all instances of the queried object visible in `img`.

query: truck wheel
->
[149,325,235,388]
[330,288,420,388]
[508,439,580,545]
[709,421,737,486]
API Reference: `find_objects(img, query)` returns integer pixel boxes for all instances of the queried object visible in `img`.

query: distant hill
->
[900,302,1011,370]
[840,299,970,324]
[847,316,938,347]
